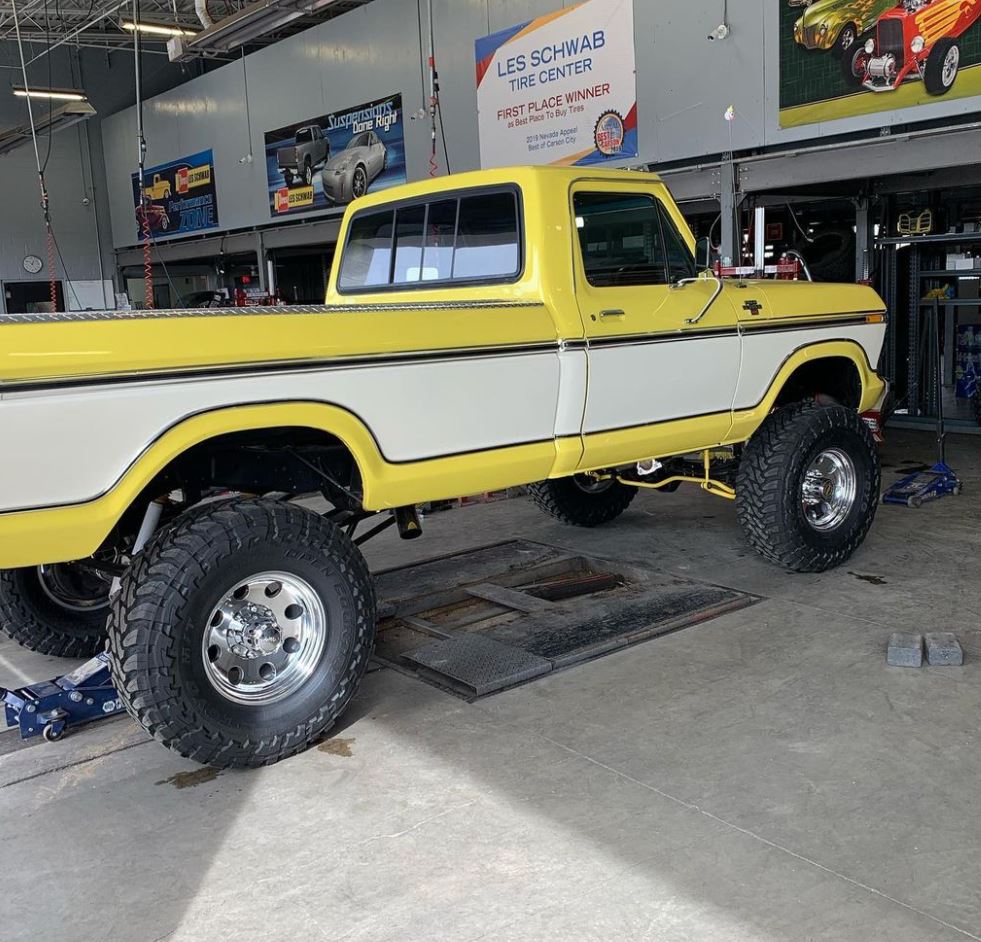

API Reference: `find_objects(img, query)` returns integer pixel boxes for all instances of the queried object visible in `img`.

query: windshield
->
[346,133,366,150]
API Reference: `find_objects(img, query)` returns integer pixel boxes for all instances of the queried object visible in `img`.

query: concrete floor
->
[3,429,981,942]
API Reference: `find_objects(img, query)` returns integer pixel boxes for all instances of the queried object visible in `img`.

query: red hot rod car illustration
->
[845,0,981,95]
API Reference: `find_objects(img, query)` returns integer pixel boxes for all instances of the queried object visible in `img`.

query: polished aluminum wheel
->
[800,448,857,532]
[37,563,111,614]
[202,571,327,705]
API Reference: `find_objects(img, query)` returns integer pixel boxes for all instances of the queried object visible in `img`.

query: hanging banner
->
[264,93,406,218]
[131,149,219,239]
[779,0,981,129]
[474,0,637,168]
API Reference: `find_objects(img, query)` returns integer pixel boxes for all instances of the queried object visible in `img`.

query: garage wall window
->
[338,188,521,291]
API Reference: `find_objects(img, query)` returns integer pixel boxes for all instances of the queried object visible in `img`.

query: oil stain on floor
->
[849,572,888,586]
[319,737,355,757]
[156,767,222,789]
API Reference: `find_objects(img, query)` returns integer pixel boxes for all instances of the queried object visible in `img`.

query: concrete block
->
[887,632,923,668]
[925,632,964,666]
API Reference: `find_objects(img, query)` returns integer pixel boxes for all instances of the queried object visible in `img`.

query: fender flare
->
[729,339,884,442]
[0,403,385,569]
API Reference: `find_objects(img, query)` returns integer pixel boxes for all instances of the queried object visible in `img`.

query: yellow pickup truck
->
[0,166,887,766]
[143,173,172,201]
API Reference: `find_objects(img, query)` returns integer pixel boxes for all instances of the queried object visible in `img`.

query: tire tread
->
[107,498,376,768]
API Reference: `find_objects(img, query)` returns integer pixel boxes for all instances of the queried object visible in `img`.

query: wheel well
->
[136,426,363,513]
[774,356,862,410]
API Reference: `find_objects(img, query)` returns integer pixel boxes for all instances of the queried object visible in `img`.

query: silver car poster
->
[264,93,406,218]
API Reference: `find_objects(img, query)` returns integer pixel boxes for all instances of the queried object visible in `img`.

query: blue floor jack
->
[2,652,125,742]
[1,502,164,743]
[882,298,962,508]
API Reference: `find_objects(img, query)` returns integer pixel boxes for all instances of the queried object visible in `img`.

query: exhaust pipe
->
[394,505,423,540]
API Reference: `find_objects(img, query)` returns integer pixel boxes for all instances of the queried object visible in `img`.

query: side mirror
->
[696,237,713,271]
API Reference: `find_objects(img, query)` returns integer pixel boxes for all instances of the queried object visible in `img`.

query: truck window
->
[452,192,519,280]
[421,200,457,281]
[338,187,521,291]
[657,203,696,283]
[296,128,313,143]
[338,210,393,289]
[392,205,426,284]
[574,193,669,287]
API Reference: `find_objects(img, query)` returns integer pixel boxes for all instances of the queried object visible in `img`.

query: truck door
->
[571,182,741,470]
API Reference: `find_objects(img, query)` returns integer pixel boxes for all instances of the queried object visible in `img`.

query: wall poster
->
[780,0,981,129]
[264,93,406,217]
[475,0,637,168]
[131,149,219,239]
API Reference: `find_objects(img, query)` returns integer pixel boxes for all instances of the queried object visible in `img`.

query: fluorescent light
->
[13,86,87,102]
[172,0,344,58]
[121,20,196,37]
[0,101,96,157]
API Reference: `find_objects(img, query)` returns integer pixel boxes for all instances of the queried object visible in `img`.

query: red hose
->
[141,204,154,309]
[46,226,57,311]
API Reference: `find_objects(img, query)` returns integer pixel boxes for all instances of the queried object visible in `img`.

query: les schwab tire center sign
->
[475,0,637,168]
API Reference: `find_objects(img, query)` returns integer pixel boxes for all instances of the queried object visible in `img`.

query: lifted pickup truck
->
[0,167,887,766]
[276,124,330,188]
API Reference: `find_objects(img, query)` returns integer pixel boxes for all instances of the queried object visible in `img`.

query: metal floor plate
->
[374,540,761,700]
[404,635,551,697]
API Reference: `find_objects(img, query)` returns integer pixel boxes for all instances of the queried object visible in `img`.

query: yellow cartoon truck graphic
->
[143,173,172,201]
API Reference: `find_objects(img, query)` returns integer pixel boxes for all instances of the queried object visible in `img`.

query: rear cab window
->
[337,187,522,292]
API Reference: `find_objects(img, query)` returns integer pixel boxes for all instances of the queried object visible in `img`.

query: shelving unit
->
[876,231,981,429]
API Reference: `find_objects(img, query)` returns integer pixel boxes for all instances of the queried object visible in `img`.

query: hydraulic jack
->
[2,652,124,742]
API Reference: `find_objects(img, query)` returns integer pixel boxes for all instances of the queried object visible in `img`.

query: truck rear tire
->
[0,565,110,658]
[735,402,879,572]
[107,498,376,768]
[529,476,636,528]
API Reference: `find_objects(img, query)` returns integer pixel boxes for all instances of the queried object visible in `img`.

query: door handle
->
[598,309,625,319]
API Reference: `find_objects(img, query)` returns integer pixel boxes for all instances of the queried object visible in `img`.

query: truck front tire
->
[736,402,879,572]
[530,476,637,528]
[924,39,959,95]
[0,565,110,658]
[108,498,376,768]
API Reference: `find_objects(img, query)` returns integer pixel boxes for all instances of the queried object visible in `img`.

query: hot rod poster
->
[780,0,981,129]
[264,93,406,218]
[131,149,219,240]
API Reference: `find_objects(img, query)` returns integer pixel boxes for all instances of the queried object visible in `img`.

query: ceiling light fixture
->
[170,0,345,59]
[0,100,97,157]
[12,85,88,101]
[120,20,197,37]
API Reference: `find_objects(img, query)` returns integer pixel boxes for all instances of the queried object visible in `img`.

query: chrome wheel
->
[800,448,857,532]
[37,563,111,614]
[943,45,960,87]
[202,571,327,705]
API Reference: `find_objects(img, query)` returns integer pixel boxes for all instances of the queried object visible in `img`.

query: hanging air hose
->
[133,0,154,309]
[11,0,60,312]
[46,225,57,310]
